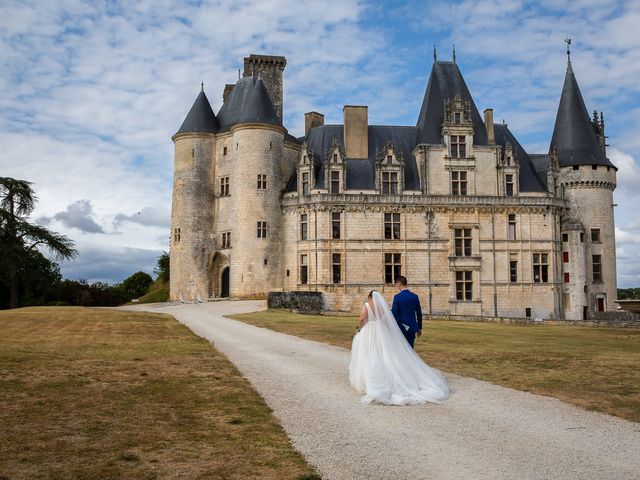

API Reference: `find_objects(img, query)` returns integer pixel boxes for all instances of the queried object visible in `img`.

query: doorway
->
[597,297,605,312]
[220,267,230,298]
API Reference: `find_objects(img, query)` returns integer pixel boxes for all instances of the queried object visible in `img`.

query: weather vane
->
[201,81,204,92]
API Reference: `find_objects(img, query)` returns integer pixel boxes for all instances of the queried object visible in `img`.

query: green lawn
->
[0,307,319,480]
[229,310,640,423]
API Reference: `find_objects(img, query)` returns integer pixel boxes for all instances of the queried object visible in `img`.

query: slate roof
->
[530,154,550,189]
[287,124,421,192]
[217,76,280,129]
[550,60,614,168]
[175,90,219,135]
[416,61,488,146]
[494,124,546,192]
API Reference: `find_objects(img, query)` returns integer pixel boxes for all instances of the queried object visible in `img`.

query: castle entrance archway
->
[220,267,230,298]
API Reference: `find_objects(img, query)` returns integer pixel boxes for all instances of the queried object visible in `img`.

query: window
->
[300,214,308,240]
[386,155,393,165]
[332,253,341,284]
[384,253,401,284]
[591,228,601,242]
[573,165,579,171]
[580,232,585,243]
[592,165,598,170]
[454,228,472,257]
[562,233,568,242]
[221,232,231,249]
[450,135,466,158]
[220,177,230,196]
[508,214,516,240]
[257,221,267,238]
[506,174,514,196]
[264,258,268,266]
[333,153,338,163]
[382,171,398,194]
[330,171,340,194]
[454,112,461,124]
[384,213,401,240]
[592,255,602,282]
[563,252,569,263]
[533,253,549,283]
[451,171,468,195]
[300,254,308,285]
[455,271,473,301]
[173,227,181,243]
[191,148,194,158]
[510,260,518,283]
[526,307,532,318]
[223,146,227,156]
[564,272,570,283]
[331,212,341,239]
[301,172,310,195]
[257,174,267,189]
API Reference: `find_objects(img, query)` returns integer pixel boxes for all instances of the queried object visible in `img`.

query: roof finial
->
[564,37,572,63]
[201,81,204,92]
[452,44,456,63]
[433,44,437,62]
[238,68,241,80]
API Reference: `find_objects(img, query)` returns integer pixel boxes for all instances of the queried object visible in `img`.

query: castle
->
[169,48,617,320]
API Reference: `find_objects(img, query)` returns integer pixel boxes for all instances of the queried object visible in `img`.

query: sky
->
[1,0,639,287]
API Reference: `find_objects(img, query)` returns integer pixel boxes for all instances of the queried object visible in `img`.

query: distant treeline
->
[618,288,640,300]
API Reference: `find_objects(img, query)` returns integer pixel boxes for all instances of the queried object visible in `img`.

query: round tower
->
[170,89,218,302]
[552,50,617,320]
[215,75,286,298]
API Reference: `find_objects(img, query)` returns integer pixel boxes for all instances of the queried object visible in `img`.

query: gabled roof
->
[550,60,614,168]
[494,124,546,192]
[286,125,421,192]
[217,76,280,129]
[175,90,219,135]
[416,61,488,146]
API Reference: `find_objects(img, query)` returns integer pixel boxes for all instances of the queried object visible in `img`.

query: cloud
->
[46,200,105,234]
[113,206,169,229]
[609,148,640,195]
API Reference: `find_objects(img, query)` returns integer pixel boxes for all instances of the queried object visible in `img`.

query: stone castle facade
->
[170,51,617,320]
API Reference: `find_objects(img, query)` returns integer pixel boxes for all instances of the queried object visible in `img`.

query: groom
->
[391,276,422,348]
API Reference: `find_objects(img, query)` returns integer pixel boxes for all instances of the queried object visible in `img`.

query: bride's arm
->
[358,304,367,328]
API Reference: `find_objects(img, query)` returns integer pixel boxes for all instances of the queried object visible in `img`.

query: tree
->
[120,271,153,299]
[0,177,78,309]
[154,251,170,283]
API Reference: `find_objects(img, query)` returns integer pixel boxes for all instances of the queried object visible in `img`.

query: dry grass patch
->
[229,310,640,423]
[0,307,319,480]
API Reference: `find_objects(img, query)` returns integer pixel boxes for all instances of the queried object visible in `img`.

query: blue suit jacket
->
[391,289,423,333]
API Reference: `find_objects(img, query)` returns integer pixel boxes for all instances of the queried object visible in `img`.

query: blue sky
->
[1,0,639,287]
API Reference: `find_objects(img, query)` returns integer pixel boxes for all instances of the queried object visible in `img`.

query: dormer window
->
[386,155,393,165]
[506,174,514,196]
[302,172,310,195]
[454,112,461,124]
[382,171,398,194]
[333,153,338,163]
[330,170,341,194]
[303,155,308,164]
[450,135,466,158]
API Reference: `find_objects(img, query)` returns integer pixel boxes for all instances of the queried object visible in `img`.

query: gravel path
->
[126,301,640,480]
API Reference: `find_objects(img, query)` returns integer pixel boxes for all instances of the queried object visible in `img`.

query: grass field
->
[229,310,640,423]
[0,307,319,480]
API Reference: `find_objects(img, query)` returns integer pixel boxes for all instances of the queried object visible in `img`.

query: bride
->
[349,291,449,405]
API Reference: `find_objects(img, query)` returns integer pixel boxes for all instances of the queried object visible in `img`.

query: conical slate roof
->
[217,76,280,129]
[416,61,488,145]
[175,90,219,135]
[550,60,614,168]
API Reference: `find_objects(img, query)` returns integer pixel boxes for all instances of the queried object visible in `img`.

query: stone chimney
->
[223,84,235,103]
[343,105,368,159]
[484,108,495,144]
[304,112,324,136]
[243,54,287,121]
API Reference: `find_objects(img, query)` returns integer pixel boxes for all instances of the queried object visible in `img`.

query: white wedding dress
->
[349,291,449,405]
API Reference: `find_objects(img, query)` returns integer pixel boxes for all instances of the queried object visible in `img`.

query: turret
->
[217,75,286,297]
[551,44,617,319]
[170,87,218,301]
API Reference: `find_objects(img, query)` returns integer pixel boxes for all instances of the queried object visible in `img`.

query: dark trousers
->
[401,328,416,349]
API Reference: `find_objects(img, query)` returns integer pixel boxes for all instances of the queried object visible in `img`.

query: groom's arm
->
[416,296,423,331]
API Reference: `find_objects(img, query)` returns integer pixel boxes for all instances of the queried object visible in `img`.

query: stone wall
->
[268,291,323,313]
